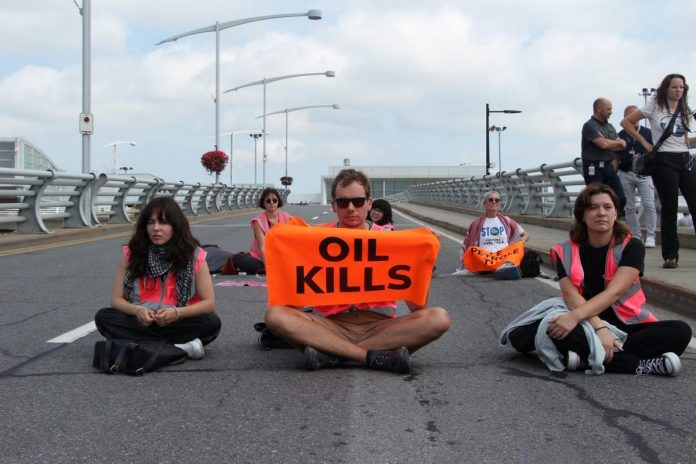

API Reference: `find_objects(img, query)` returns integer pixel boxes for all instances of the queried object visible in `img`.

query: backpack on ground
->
[92,340,186,375]
[519,250,542,278]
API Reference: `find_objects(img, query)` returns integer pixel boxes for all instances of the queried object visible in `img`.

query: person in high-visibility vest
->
[502,183,691,376]
[95,196,221,361]
[264,169,451,374]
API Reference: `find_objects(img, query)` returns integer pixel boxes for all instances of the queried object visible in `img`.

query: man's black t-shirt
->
[555,237,645,326]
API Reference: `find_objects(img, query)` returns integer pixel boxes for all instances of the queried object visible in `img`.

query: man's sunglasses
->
[487,198,501,203]
[334,197,367,208]
[265,197,278,204]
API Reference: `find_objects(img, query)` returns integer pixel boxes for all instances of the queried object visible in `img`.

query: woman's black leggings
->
[507,319,692,373]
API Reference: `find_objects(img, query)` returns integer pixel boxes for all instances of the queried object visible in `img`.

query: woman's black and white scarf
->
[123,245,195,307]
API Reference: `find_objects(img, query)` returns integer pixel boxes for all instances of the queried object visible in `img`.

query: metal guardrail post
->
[17,170,53,233]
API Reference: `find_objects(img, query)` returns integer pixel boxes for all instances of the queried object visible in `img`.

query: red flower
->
[200,150,229,175]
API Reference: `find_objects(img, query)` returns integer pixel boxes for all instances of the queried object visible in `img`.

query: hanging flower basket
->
[200,150,229,175]
[280,176,293,186]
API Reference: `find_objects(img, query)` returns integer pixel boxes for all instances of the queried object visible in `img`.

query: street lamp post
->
[155,10,322,152]
[639,87,656,105]
[489,126,507,173]
[220,130,265,185]
[250,133,264,184]
[104,141,136,174]
[486,104,521,175]
[225,71,335,185]
[257,104,340,184]
[639,88,656,127]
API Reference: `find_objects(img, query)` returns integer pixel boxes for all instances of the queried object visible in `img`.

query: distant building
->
[0,137,61,171]
[320,160,485,204]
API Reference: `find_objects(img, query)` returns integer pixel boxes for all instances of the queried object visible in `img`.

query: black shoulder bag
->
[633,106,681,176]
[93,340,187,375]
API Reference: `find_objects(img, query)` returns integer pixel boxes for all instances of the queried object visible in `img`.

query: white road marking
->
[311,216,320,220]
[47,321,97,343]
[322,211,329,214]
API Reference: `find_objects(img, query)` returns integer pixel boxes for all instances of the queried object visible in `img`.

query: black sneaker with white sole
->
[635,352,682,376]
[366,346,411,374]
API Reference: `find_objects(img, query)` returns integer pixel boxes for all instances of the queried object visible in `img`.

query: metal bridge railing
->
[0,167,288,233]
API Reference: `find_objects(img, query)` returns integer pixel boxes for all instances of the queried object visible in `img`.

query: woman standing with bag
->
[620,73,696,268]
[95,197,221,361]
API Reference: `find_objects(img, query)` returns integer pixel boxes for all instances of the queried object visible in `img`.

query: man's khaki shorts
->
[306,309,398,345]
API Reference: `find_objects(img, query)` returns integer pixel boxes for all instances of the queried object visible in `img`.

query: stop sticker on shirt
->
[265,217,439,307]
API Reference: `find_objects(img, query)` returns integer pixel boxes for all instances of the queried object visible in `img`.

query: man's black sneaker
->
[303,346,343,370]
[366,346,411,374]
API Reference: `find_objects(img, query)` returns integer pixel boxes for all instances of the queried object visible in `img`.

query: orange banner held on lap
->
[265,218,439,307]
[462,242,525,272]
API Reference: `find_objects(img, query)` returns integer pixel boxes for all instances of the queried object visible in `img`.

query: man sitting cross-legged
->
[264,169,451,374]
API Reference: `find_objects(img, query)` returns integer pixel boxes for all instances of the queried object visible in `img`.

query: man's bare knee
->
[264,305,292,331]
[421,307,451,338]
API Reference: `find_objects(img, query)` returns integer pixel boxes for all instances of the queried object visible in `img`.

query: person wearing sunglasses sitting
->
[460,190,529,279]
[231,187,292,275]
[264,169,450,374]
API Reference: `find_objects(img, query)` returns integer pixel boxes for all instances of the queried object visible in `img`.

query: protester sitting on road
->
[95,196,221,360]
[264,169,451,374]
[369,198,395,230]
[231,187,291,275]
[500,183,691,376]
[460,191,529,279]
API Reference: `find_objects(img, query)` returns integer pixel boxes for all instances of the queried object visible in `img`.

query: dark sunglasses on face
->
[487,198,501,203]
[265,197,278,204]
[334,197,367,208]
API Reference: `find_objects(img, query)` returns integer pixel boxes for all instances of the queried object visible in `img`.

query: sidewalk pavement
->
[395,201,696,317]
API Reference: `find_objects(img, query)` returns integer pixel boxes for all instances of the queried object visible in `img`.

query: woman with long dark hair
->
[501,183,691,376]
[232,187,291,275]
[369,198,394,230]
[95,197,221,360]
[620,73,696,269]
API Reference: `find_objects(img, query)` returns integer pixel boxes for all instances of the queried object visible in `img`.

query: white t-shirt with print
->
[641,100,689,152]
[478,217,524,252]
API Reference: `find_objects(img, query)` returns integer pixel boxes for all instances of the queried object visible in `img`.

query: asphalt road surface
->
[1,204,694,464]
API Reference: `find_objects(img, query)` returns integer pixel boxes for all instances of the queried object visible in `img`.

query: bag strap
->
[133,344,166,376]
[110,341,137,374]
[653,105,682,153]
[99,340,113,372]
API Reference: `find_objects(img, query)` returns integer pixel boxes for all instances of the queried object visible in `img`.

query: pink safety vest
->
[551,237,657,324]
[249,211,291,260]
[125,246,206,310]
[314,222,398,318]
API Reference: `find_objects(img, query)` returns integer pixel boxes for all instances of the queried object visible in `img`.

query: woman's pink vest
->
[551,237,657,324]
[249,211,291,260]
[125,246,206,310]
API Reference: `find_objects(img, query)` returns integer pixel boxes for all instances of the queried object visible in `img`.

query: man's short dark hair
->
[331,169,371,199]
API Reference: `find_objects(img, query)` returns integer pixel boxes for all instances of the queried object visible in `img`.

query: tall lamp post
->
[104,141,136,174]
[220,129,266,185]
[486,104,521,175]
[250,133,264,184]
[257,104,340,183]
[489,126,507,173]
[225,71,335,185]
[155,10,322,152]
[639,88,656,127]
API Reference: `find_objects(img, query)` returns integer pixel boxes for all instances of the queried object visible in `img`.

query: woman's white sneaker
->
[174,338,205,360]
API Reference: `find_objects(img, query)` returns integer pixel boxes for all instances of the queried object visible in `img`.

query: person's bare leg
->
[357,307,450,353]
[265,306,367,363]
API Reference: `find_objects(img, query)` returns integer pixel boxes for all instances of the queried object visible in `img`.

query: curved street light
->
[225,70,335,185]
[257,104,340,184]
[155,10,322,152]
[103,141,136,174]
[220,130,268,184]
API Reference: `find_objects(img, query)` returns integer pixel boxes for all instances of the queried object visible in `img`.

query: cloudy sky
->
[2,0,695,194]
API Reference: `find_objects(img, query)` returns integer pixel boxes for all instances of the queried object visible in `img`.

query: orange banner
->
[265,219,439,307]
[462,242,525,272]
